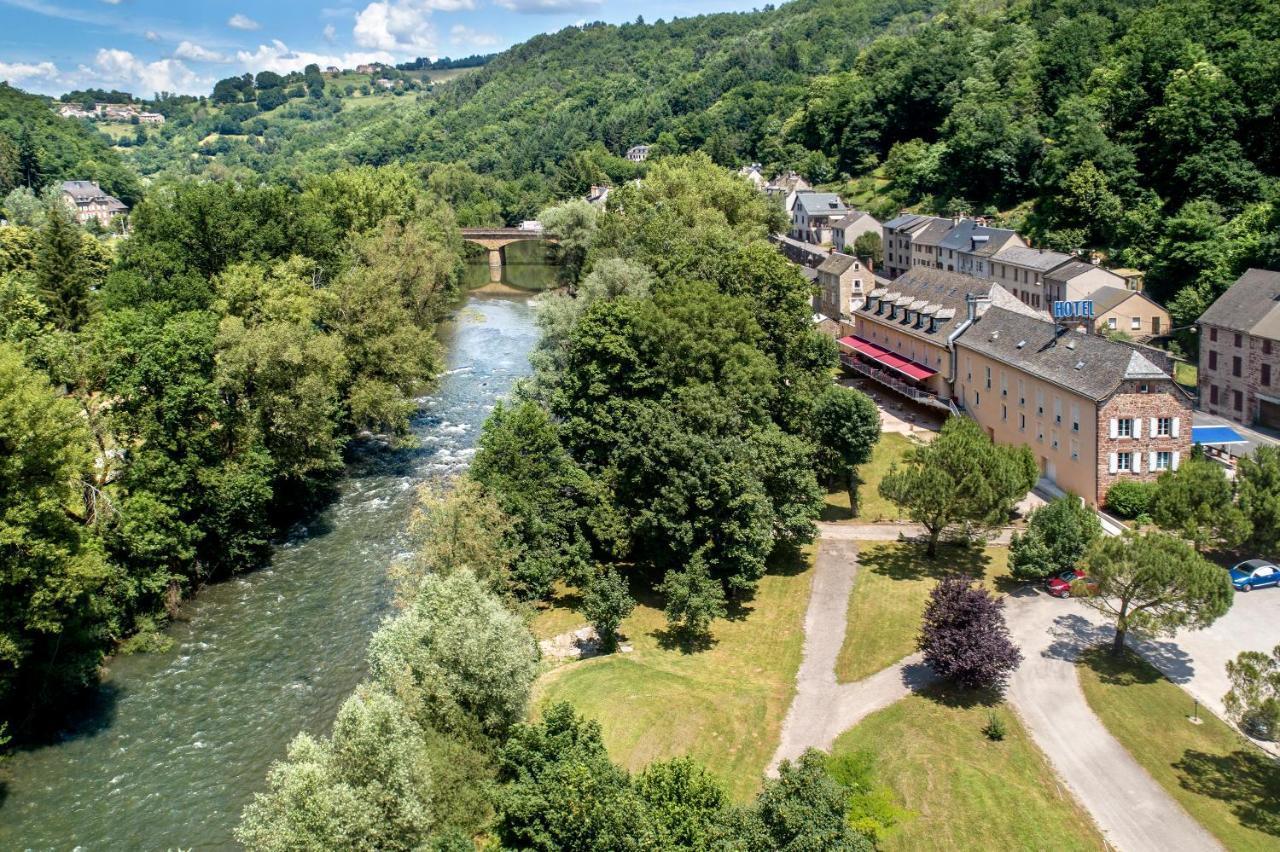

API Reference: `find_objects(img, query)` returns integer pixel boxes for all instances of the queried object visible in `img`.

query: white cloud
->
[323,23,337,43]
[495,0,601,12]
[144,30,160,41]
[235,39,395,75]
[101,0,122,5]
[227,13,260,31]
[0,60,60,83]
[174,40,229,63]
[352,0,474,54]
[449,24,498,48]
[93,48,204,94]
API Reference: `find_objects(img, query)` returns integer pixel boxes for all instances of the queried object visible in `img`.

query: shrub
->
[1104,480,1156,518]
[982,712,1007,741]
[581,568,635,653]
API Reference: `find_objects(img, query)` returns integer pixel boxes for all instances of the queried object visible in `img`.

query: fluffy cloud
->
[93,48,205,94]
[234,40,396,76]
[174,41,230,63]
[352,0,476,54]
[449,24,499,48]
[323,24,337,43]
[495,0,601,12]
[0,60,60,84]
[227,13,261,31]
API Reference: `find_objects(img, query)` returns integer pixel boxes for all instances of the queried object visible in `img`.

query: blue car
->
[1228,559,1280,592]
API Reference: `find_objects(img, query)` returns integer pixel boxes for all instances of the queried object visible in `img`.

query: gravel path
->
[769,530,1222,851]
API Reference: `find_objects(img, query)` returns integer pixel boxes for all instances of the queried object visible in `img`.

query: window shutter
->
[1172,417,1180,438]
[1133,418,1142,439]
[1109,419,1118,439]
[1172,451,1181,470]
[1149,452,1157,471]
[1108,453,1118,474]
[1132,453,1142,473]
[1150,417,1158,436]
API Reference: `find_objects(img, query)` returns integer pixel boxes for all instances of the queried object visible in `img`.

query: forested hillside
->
[0,83,140,205]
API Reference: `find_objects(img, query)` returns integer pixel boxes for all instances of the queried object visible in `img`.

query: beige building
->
[1198,268,1280,429]
[816,253,868,321]
[830,211,881,255]
[60,180,128,228]
[955,308,1191,506]
[1086,286,1170,339]
[1044,260,1131,303]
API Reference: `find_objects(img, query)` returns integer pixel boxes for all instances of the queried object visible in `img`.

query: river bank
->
[0,284,541,850]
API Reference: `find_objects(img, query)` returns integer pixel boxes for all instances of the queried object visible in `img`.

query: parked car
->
[1047,569,1099,598]
[1228,559,1280,592]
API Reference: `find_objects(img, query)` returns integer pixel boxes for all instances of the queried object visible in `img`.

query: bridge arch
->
[460,227,559,278]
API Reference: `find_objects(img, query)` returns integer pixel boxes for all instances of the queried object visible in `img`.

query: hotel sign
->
[1053,300,1095,319]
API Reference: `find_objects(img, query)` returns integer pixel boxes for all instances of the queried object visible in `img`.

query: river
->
[0,266,544,850]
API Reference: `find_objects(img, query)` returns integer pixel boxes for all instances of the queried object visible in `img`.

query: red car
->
[1047,569,1099,598]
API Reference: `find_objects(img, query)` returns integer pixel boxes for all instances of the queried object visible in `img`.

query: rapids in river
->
[0,269,543,850]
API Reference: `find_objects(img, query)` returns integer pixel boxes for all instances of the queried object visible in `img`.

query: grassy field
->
[1174,361,1199,389]
[836,543,1012,683]
[531,552,814,801]
[830,689,1106,851]
[822,432,917,523]
[1078,649,1280,850]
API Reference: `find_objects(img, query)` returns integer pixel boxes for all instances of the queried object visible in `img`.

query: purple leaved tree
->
[918,574,1022,691]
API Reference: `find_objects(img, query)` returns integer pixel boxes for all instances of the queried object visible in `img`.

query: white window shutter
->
[1149,452,1157,471]
[1150,417,1158,436]
[1132,453,1142,473]
[1109,419,1118,439]
[1172,417,1180,438]
[1133,418,1142,439]
[1172,451,1181,470]
[1109,453,1118,474]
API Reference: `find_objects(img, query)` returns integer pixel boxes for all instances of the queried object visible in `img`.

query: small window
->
[1233,356,1243,378]
[1019,414,1026,431]
[1117,418,1133,438]
[1157,417,1172,437]
[1209,351,1218,370]
[1265,339,1273,355]
[1108,317,1117,330]
[1156,451,1172,471]
[1210,327,1218,342]
[1210,385,1220,405]
[1235,333,1243,348]
[1264,364,1272,387]
[1131,316,1141,330]
[1117,452,1132,472]
[1234,390,1244,412]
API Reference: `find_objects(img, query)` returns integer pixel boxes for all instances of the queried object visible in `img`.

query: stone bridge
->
[461,227,558,275]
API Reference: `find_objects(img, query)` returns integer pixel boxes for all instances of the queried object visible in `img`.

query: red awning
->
[838,335,937,382]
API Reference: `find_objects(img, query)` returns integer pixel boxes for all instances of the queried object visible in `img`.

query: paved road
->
[767,539,931,774]
[1004,588,1223,852]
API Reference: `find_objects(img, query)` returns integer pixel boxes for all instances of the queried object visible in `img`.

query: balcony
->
[840,355,953,412]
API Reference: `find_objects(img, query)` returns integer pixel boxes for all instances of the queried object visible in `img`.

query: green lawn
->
[836,543,1012,683]
[822,432,917,523]
[531,552,814,801]
[1078,649,1280,850]
[830,690,1107,851]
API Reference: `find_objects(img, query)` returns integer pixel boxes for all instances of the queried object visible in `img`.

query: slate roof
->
[1086,285,1169,317]
[794,192,848,216]
[939,219,1021,254]
[1045,259,1110,283]
[1198,268,1280,340]
[956,307,1171,401]
[863,268,992,340]
[911,218,954,247]
[817,253,860,276]
[992,245,1073,272]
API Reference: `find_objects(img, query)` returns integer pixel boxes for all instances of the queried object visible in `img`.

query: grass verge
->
[531,550,814,801]
[1078,648,1280,850]
[835,543,1011,683]
[830,688,1106,851]
[822,432,916,523]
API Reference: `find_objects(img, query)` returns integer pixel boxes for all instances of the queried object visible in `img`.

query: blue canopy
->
[1192,426,1248,445]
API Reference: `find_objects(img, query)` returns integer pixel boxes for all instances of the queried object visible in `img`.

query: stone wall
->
[1095,379,1192,505]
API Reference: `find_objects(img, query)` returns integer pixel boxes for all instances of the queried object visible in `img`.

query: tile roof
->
[992,245,1074,272]
[957,307,1170,401]
[1197,268,1280,339]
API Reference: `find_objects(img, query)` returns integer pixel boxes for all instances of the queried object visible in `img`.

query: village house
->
[1197,268,1280,429]
[737,163,767,189]
[60,180,128,228]
[137,112,165,124]
[941,219,1024,277]
[881,213,951,279]
[1043,259,1132,304]
[830,210,881,255]
[584,184,611,207]
[1081,286,1170,340]
[955,308,1190,506]
[790,192,848,244]
[626,144,651,163]
[763,171,812,215]
[816,253,868,321]
[985,246,1075,311]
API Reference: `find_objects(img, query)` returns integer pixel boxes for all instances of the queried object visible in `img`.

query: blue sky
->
[0,0,763,97]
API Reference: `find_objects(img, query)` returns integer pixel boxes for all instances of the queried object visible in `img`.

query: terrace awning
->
[837,335,938,382]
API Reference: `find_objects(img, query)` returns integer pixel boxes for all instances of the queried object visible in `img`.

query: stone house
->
[880,213,952,280]
[626,144,651,163]
[955,308,1190,506]
[60,180,128,228]
[764,171,812,216]
[816,253,868,321]
[1197,268,1280,429]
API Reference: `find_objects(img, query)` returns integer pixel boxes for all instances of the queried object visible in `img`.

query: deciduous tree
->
[809,385,880,512]
[1223,645,1279,741]
[1009,496,1101,580]
[1236,446,1280,555]
[581,568,634,653]
[918,574,1021,690]
[1150,456,1250,552]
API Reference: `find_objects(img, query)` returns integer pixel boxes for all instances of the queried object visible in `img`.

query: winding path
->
[769,531,1222,852]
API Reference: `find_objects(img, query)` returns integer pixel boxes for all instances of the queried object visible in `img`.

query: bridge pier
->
[487,247,504,270]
